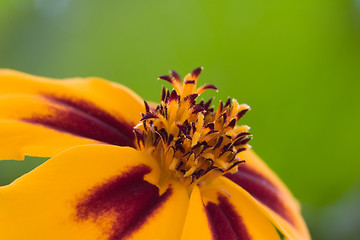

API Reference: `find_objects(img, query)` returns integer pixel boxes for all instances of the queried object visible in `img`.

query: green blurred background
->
[0,0,359,239]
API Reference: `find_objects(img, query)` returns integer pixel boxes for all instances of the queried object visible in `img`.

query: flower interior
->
[134,68,252,190]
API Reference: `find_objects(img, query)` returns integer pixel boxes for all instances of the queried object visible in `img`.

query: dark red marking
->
[219,113,228,123]
[225,97,231,107]
[213,136,224,150]
[201,84,218,91]
[140,112,159,121]
[192,67,203,78]
[225,165,296,227]
[204,98,214,110]
[170,70,181,82]
[235,132,252,139]
[177,123,190,136]
[228,160,245,171]
[192,104,205,114]
[206,130,219,136]
[205,122,215,130]
[184,93,198,103]
[158,75,173,84]
[236,148,247,154]
[219,101,224,112]
[205,195,251,240]
[22,95,136,147]
[169,89,179,102]
[236,137,252,146]
[185,80,196,84]
[227,118,236,128]
[236,109,249,120]
[144,101,150,113]
[161,86,166,102]
[165,90,170,103]
[76,164,172,240]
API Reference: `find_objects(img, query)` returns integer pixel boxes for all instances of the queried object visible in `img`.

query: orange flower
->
[0,68,310,240]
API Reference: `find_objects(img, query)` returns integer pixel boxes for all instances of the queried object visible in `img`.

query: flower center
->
[134,68,252,189]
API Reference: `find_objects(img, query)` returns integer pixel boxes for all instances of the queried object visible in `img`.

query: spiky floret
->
[134,67,252,188]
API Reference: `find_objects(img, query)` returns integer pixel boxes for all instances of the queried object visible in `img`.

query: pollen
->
[134,67,252,188]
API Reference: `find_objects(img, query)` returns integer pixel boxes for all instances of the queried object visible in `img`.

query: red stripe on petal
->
[225,165,296,227]
[205,195,251,240]
[23,95,135,147]
[76,164,172,240]
[218,195,251,240]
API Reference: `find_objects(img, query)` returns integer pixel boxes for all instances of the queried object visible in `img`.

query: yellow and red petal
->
[0,119,99,160]
[0,145,189,240]
[183,182,282,240]
[225,150,310,240]
[181,186,213,240]
[0,69,145,160]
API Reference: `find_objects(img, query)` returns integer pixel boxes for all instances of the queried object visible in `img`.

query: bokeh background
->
[0,0,359,239]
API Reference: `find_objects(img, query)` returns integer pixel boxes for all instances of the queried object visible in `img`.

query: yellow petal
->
[0,145,188,240]
[180,186,213,240]
[225,149,310,240]
[128,179,188,240]
[201,177,282,240]
[0,119,99,160]
[0,69,145,160]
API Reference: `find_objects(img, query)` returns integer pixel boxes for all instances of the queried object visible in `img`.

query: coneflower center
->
[134,68,252,188]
